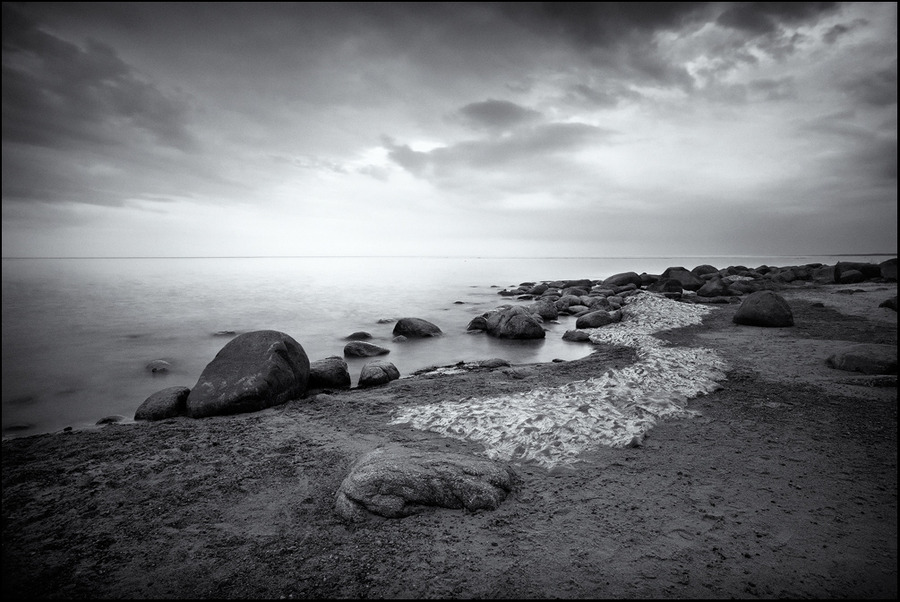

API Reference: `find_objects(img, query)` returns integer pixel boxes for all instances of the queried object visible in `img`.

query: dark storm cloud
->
[455,99,542,132]
[1,3,195,153]
[716,2,839,35]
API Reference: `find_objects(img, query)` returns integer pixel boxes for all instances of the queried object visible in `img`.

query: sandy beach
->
[2,281,896,599]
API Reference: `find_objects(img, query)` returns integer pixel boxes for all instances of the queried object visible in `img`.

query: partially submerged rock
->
[334,445,518,521]
[344,341,390,357]
[733,290,794,327]
[135,386,190,421]
[186,330,310,419]
[392,317,443,338]
[827,344,897,375]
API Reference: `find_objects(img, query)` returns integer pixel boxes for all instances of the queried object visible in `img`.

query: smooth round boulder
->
[344,331,373,341]
[733,291,794,327]
[392,317,442,338]
[135,386,190,421]
[308,356,351,390]
[357,360,400,388]
[186,330,310,419]
[145,359,171,374]
[344,341,390,357]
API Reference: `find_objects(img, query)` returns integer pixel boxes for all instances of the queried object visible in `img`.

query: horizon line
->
[2,253,896,260]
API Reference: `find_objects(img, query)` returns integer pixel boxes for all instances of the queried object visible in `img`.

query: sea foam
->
[391,291,729,468]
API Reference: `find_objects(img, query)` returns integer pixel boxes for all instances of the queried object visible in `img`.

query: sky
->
[1,2,897,258]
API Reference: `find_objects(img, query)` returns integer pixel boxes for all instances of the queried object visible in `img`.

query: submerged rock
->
[344,341,390,357]
[186,330,310,419]
[334,445,517,521]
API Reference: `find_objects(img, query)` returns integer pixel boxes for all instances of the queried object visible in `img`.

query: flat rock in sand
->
[334,445,517,521]
[826,343,897,375]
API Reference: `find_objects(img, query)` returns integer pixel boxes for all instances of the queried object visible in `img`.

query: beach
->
[2,280,896,598]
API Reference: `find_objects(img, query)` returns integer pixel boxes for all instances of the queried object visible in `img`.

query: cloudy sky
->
[2,2,896,258]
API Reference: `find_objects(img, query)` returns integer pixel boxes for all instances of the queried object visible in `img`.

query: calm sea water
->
[1,255,890,439]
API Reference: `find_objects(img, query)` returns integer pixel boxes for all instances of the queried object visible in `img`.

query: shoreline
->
[2,277,897,598]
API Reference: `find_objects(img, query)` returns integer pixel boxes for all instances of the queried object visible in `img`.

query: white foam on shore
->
[390,292,729,468]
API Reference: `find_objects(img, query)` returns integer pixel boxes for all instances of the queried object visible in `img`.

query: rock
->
[334,445,517,521]
[145,359,171,374]
[647,278,684,296]
[661,267,705,291]
[835,261,881,281]
[477,358,511,369]
[879,257,897,281]
[601,271,642,289]
[466,316,488,331]
[733,291,794,327]
[96,415,126,425]
[357,360,400,388]
[696,278,732,298]
[879,296,897,311]
[135,386,190,421]
[344,341,390,357]
[529,298,559,320]
[484,306,545,339]
[392,335,408,343]
[826,343,897,375]
[562,330,591,342]
[308,356,351,390]
[691,264,719,277]
[393,317,442,338]
[344,331,373,341]
[575,309,617,329]
[836,269,866,284]
[212,330,237,337]
[186,330,310,419]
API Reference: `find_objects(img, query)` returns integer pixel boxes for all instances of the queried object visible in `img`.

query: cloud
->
[454,99,542,132]
[841,63,898,107]
[1,3,195,153]
[716,2,840,35]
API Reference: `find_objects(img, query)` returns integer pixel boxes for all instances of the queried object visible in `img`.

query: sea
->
[1,254,892,440]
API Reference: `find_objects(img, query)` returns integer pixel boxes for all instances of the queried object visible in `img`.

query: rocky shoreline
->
[2,259,896,598]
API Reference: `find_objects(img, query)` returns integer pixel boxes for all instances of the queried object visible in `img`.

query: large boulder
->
[344,341,390,357]
[696,278,733,298]
[392,317,442,338]
[835,261,881,282]
[733,291,794,327]
[335,445,517,521]
[484,306,545,339]
[135,386,190,421]
[308,356,351,390]
[186,330,309,418]
[357,360,400,388]
[826,343,897,375]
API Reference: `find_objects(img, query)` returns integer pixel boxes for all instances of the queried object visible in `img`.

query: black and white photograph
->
[2,2,896,598]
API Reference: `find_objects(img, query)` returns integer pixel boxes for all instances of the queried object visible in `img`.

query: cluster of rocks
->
[475,258,897,340]
[135,317,444,422]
